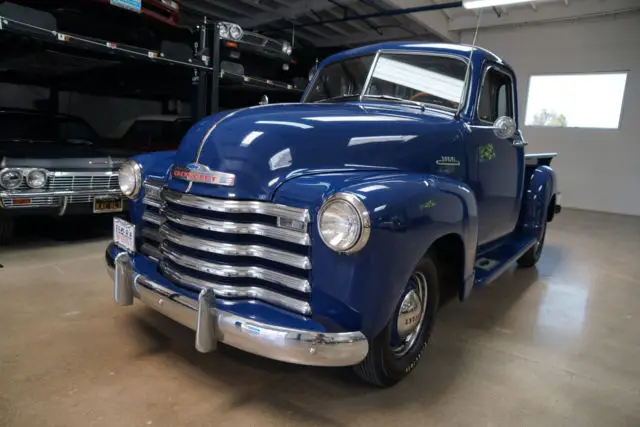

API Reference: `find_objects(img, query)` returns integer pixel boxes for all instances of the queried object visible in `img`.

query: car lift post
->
[209,21,221,116]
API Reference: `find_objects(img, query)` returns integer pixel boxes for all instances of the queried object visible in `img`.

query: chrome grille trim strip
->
[161,243,310,293]
[141,227,162,242]
[142,197,163,208]
[142,210,164,225]
[160,262,311,316]
[163,207,310,246]
[140,242,162,261]
[160,224,311,270]
[162,189,310,223]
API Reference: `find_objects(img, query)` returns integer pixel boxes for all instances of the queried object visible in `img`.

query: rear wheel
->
[517,222,547,268]
[354,255,440,387]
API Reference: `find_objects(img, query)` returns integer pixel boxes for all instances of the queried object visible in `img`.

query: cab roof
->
[323,42,508,68]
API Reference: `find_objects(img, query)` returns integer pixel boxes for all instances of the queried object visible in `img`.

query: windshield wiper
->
[314,94,360,103]
[363,94,426,110]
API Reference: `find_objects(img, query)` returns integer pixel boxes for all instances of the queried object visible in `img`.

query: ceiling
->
[179,0,640,48]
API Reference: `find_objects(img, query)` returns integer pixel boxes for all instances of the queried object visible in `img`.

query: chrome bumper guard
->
[107,253,369,367]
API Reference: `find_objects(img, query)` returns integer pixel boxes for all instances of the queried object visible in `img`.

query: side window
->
[478,67,514,122]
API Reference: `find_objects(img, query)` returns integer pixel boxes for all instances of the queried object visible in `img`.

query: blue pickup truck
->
[105,42,560,387]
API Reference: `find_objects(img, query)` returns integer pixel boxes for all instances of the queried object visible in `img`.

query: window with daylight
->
[524,73,628,129]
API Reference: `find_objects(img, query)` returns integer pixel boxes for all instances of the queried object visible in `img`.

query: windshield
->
[0,114,99,145]
[305,52,468,111]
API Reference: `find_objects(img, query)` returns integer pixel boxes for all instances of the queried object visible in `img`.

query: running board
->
[474,236,537,287]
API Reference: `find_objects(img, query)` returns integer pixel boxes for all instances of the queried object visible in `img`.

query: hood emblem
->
[172,163,235,187]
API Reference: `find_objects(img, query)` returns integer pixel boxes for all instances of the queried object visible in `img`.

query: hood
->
[170,102,464,200]
[0,141,125,169]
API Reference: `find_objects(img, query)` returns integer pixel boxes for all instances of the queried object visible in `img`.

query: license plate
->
[110,0,141,12]
[94,196,123,213]
[114,217,136,252]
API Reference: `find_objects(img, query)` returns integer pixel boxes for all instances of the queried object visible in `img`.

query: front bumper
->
[0,189,125,216]
[106,247,369,367]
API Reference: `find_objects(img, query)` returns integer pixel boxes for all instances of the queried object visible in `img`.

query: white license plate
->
[114,217,136,252]
[110,0,141,12]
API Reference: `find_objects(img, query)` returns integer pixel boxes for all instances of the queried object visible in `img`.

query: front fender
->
[274,172,478,338]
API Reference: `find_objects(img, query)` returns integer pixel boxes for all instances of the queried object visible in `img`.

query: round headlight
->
[282,41,292,55]
[229,24,243,40]
[218,23,229,39]
[318,193,370,254]
[118,160,142,198]
[26,169,47,189]
[0,169,23,190]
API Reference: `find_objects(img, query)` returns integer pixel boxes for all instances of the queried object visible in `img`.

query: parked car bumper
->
[105,244,369,367]
[0,189,126,216]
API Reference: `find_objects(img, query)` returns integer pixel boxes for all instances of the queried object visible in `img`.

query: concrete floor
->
[0,209,639,427]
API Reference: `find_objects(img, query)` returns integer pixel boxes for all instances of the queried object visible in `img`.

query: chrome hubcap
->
[392,272,428,357]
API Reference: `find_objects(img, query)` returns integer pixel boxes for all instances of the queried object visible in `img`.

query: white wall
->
[462,12,640,216]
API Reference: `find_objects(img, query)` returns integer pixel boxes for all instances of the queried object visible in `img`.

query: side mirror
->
[259,95,269,105]
[493,116,516,139]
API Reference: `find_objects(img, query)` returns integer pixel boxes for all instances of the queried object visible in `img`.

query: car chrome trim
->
[142,197,163,208]
[160,261,311,315]
[161,243,310,293]
[162,189,310,223]
[160,224,311,270]
[107,251,368,366]
[142,210,164,225]
[0,188,122,197]
[141,227,162,242]
[163,206,310,246]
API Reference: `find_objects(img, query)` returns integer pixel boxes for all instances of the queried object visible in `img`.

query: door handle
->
[512,138,528,147]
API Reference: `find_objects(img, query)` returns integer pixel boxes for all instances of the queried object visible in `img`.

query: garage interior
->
[1,0,639,426]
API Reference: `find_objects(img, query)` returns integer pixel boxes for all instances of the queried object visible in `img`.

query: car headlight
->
[26,169,47,189]
[318,192,370,254]
[0,169,23,190]
[118,160,142,198]
[229,23,243,40]
[282,41,292,56]
[218,23,229,40]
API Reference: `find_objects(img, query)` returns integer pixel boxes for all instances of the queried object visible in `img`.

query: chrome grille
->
[49,172,119,191]
[140,181,312,315]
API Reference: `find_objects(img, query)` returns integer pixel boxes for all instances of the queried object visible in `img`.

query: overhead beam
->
[380,0,460,42]
[313,26,434,47]
[236,0,359,29]
[450,0,640,30]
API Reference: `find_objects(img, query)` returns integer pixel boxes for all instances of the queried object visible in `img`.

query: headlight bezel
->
[118,160,142,199]
[282,41,292,56]
[219,22,243,41]
[0,168,24,190]
[26,169,48,189]
[317,192,370,254]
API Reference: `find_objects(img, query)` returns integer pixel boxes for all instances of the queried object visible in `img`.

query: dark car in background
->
[109,115,194,152]
[0,108,126,243]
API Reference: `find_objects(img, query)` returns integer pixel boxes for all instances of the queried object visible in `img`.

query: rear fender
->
[519,165,556,238]
[274,172,478,338]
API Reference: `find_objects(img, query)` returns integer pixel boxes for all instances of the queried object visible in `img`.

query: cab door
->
[469,64,524,245]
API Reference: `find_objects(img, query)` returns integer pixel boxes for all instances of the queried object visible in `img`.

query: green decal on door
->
[479,144,496,162]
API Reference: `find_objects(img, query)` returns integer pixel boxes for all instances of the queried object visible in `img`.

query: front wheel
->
[353,255,440,387]
[517,222,547,268]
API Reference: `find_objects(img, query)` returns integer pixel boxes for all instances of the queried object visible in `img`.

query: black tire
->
[517,222,547,268]
[0,217,14,246]
[353,255,440,387]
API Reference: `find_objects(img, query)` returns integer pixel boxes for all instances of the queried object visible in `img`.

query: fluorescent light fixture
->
[463,0,536,9]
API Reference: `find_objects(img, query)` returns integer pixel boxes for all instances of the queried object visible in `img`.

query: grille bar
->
[160,262,311,316]
[162,189,309,224]
[163,206,310,246]
[161,242,310,293]
[160,224,311,270]
[142,210,164,225]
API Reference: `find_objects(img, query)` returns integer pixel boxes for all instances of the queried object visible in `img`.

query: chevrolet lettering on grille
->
[172,163,235,187]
